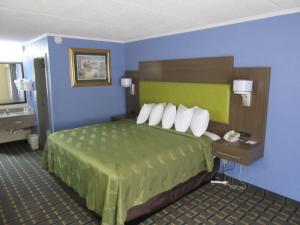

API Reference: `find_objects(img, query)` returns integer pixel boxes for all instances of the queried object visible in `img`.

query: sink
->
[0,110,34,118]
[15,111,34,116]
[0,111,9,115]
[0,112,16,118]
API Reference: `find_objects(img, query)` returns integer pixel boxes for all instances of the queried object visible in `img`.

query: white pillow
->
[175,104,194,132]
[190,106,210,137]
[149,103,166,126]
[137,103,154,124]
[162,103,176,129]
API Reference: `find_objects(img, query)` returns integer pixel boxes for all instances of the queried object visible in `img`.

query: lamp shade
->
[14,79,33,91]
[233,80,253,93]
[23,79,33,91]
[121,78,132,88]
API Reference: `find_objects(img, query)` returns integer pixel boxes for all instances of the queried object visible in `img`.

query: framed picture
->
[70,48,111,87]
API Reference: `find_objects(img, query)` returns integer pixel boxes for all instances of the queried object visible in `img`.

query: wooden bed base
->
[126,158,220,222]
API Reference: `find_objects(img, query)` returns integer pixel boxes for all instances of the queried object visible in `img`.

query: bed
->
[43,56,242,225]
[42,55,271,225]
[42,119,216,225]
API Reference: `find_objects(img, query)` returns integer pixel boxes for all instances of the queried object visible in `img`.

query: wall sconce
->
[233,79,253,107]
[14,79,33,92]
[14,79,33,112]
[121,77,135,95]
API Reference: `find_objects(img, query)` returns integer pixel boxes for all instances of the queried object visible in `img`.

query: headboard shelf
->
[139,56,234,83]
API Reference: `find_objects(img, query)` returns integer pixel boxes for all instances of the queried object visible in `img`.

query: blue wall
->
[22,13,300,202]
[47,37,126,131]
[125,13,300,201]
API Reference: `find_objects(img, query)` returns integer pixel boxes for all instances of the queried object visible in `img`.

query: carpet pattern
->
[0,141,300,225]
[0,142,99,225]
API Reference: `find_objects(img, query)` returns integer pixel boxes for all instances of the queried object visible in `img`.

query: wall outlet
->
[239,131,251,138]
[222,159,228,166]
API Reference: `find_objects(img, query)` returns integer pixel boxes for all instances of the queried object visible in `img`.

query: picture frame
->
[70,48,111,87]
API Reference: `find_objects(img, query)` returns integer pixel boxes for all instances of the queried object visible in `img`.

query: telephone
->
[223,130,240,143]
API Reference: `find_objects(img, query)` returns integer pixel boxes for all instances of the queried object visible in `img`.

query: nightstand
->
[213,140,264,165]
[111,114,136,121]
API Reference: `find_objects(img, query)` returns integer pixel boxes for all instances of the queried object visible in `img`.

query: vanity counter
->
[0,109,35,144]
[0,110,34,118]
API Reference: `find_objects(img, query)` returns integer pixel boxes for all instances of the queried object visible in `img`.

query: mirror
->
[0,62,26,105]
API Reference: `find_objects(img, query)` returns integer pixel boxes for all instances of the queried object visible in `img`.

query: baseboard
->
[216,173,300,208]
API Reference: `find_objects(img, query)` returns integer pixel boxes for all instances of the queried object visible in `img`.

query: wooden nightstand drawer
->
[213,140,264,165]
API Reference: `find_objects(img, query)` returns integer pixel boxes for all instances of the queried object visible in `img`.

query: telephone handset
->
[223,130,240,143]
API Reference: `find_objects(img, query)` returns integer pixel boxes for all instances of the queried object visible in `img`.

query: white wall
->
[0,41,23,62]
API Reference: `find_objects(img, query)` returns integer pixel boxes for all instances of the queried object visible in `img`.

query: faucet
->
[0,108,10,115]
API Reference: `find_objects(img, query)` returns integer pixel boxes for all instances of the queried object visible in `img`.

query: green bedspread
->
[42,119,214,225]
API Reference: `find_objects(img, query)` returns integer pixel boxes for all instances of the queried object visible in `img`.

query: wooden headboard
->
[125,56,270,143]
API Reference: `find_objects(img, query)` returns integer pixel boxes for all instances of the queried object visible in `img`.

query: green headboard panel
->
[139,81,231,124]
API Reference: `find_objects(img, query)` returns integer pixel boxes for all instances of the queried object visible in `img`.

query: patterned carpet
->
[0,141,299,225]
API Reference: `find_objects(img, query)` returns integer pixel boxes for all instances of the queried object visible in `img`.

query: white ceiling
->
[0,0,300,43]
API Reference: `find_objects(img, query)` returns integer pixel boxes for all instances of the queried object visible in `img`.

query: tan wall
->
[0,64,10,102]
